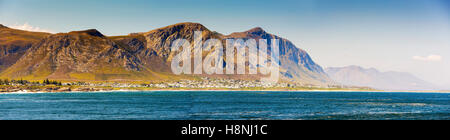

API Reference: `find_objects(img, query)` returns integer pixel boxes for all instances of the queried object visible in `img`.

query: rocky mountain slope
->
[326,65,438,90]
[225,27,331,84]
[0,24,50,72]
[0,23,331,84]
[1,29,149,80]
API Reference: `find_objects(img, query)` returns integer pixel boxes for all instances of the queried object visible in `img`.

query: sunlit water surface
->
[0,91,448,120]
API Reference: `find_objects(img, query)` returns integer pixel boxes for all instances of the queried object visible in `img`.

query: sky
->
[1,0,449,86]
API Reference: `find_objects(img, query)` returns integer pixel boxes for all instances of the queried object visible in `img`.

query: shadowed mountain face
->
[225,27,331,84]
[326,66,438,91]
[0,23,331,84]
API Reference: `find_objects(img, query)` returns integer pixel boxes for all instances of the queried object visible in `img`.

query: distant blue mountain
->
[326,65,439,91]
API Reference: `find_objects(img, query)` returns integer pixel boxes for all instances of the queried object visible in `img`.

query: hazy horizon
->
[1,0,449,87]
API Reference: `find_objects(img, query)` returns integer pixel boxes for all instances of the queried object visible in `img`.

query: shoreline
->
[1,88,449,94]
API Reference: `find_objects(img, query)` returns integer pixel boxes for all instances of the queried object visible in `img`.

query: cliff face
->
[225,27,331,84]
[0,23,331,84]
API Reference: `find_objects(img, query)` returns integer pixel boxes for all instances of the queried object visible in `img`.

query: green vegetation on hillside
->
[0,78,62,86]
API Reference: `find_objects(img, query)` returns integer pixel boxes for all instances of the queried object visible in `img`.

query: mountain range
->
[326,65,439,90]
[0,22,331,85]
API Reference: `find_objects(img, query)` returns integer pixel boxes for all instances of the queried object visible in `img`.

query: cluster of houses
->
[72,78,339,89]
[1,78,355,92]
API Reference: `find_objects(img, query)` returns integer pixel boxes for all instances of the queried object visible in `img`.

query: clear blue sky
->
[1,0,449,86]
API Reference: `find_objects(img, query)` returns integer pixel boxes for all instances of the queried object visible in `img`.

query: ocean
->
[0,91,448,120]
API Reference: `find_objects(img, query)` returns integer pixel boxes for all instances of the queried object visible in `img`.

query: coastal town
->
[0,78,362,93]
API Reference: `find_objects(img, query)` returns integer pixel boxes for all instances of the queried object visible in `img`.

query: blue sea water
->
[0,91,448,120]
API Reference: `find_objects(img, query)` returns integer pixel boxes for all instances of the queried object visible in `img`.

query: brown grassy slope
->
[0,29,143,81]
[1,28,193,82]
[0,24,50,72]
